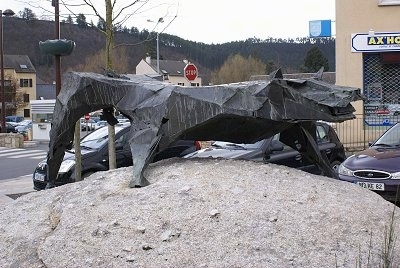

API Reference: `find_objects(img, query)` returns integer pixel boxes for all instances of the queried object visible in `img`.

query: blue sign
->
[365,118,394,127]
[309,20,332,38]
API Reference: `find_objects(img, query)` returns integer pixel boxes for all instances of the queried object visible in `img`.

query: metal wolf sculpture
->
[46,69,363,188]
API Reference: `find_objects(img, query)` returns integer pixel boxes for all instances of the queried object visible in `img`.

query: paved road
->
[0,145,48,181]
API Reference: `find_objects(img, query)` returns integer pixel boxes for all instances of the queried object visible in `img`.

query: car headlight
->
[391,172,400,180]
[59,159,76,173]
[338,163,353,177]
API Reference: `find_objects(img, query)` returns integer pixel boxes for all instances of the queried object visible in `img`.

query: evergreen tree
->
[97,17,105,31]
[303,46,329,72]
[66,15,73,24]
[76,13,87,28]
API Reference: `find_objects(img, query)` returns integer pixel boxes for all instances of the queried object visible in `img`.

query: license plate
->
[356,181,385,191]
[34,173,46,182]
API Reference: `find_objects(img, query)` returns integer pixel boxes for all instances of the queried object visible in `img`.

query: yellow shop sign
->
[368,35,400,45]
[352,32,400,52]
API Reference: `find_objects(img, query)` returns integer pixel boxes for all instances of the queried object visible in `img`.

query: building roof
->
[147,59,198,77]
[4,55,36,73]
[250,72,336,84]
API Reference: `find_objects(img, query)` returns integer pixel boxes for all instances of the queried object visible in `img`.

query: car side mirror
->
[270,140,284,152]
[368,141,374,146]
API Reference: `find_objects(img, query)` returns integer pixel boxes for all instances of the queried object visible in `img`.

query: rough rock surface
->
[0,158,399,268]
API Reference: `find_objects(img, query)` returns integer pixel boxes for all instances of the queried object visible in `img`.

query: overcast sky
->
[8,0,336,44]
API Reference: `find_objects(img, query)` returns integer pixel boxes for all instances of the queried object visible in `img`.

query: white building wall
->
[136,60,158,75]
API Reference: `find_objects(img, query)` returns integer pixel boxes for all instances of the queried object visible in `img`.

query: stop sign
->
[84,114,90,121]
[184,63,198,81]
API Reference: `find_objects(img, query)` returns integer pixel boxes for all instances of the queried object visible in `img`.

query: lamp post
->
[147,17,164,74]
[1,9,14,133]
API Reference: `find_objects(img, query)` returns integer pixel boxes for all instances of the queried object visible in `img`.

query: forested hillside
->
[3,16,335,84]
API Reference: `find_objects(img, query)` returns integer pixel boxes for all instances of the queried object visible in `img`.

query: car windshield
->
[373,123,400,147]
[79,125,126,149]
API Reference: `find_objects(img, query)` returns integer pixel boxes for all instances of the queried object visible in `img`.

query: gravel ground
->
[0,158,399,268]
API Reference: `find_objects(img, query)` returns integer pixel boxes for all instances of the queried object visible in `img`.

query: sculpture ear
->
[269,68,283,79]
[313,67,324,81]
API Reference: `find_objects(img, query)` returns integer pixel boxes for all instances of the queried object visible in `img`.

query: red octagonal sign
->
[184,63,198,81]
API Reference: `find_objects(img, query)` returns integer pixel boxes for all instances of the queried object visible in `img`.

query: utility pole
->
[52,0,81,180]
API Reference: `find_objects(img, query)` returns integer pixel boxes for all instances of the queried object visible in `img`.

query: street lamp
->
[147,17,164,74]
[1,9,14,133]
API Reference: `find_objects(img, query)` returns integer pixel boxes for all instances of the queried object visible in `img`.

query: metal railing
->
[333,114,396,152]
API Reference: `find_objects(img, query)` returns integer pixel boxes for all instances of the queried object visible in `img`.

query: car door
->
[115,129,133,168]
[264,135,305,168]
[264,124,337,173]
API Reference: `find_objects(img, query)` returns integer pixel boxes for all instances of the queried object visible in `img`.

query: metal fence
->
[333,114,395,152]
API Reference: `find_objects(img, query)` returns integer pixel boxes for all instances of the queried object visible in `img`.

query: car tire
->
[330,160,342,173]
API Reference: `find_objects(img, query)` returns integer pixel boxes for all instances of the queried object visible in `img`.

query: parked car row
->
[0,117,32,134]
[33,123,201,190]
[31,118,400,203]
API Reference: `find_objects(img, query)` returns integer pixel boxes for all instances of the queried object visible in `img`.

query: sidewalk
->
[0,140,48,204]
[0,175,35,204]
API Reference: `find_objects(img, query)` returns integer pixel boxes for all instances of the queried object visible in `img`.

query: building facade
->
[136,57,202,86]
[336,0,400,142]
[1,55,36,119]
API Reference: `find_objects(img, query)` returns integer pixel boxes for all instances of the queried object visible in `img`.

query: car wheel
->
[330,160,342,173]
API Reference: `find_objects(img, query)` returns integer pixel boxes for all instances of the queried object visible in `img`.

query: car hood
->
[185,147,260,160]
[344,146,400,172]
[63,148,97,161]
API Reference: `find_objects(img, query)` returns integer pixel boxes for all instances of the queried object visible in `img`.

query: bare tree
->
[212,54,267,84]
[66,0,150,169]
[19,8,37,20]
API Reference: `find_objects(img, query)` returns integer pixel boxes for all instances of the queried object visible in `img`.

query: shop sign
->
[351,32,400,52]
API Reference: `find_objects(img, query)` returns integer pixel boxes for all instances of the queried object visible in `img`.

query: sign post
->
[184,63,198,81]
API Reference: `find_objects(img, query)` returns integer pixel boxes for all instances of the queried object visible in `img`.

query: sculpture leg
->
[299,124,339,179]
[129,128,161,188]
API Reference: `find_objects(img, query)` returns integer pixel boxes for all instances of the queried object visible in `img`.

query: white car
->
[94,120,108,130]
[15,120,32,133]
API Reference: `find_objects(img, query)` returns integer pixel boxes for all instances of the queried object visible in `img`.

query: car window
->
[116,131,129,147]
[316,125,329,143]
[80,125,126,149]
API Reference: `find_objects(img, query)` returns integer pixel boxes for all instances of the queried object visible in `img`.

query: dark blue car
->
[338,122,400,202]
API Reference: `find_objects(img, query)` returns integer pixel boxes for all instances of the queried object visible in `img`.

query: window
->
[20,79,33,87]
[24,109,30,117]
[190,83,200,87]
[177,82,185,86]
[3,80,11,87]
[378,0,400,5]
[23,94,30,103]
[316,125,329,143]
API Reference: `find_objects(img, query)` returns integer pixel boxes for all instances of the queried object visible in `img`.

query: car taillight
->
[194,141,201,150]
